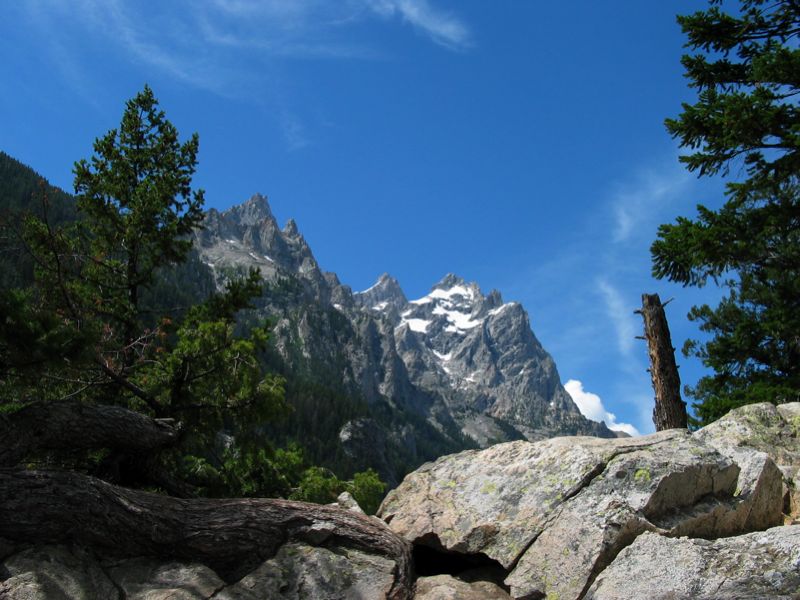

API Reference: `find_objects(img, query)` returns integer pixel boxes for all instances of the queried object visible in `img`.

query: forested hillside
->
[0,90,385,513]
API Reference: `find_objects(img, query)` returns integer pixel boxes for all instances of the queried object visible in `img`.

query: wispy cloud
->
[21,0,471,150]
[565,379,641,436]
[611,163,691,244]
[367,0,472,50]
[278,109,312,151]
[597,278,637,358]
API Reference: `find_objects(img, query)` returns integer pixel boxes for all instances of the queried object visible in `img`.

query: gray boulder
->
[414,574,511,599]
[215,542,397,600]
[380,429,784,600]
[104,557,225,599]
[585,525,800,600]
[333,490,366,514]
[0,545,117,600]
[696,401,800,523]
[695,402,800,468]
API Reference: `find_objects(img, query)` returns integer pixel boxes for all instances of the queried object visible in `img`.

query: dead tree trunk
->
[638,293,688,430]
[0,469,413,599]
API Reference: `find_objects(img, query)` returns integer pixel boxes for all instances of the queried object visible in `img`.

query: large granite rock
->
[216,542,397,599]
[0,545,118,600]
[586,525,800,599]
[105,557,225,599]
[0,541,400,600]
[697,401,800,522]
[414,574,511,599]
[3,403,796,599]
[379,428,784,600]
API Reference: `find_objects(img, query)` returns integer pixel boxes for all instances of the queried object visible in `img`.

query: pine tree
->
[0,87,285,493]
[652,0,800,424]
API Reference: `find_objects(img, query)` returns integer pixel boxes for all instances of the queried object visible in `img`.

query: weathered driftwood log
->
[0,469,413,599]
[0,400,180,466]
[638,293,688,430]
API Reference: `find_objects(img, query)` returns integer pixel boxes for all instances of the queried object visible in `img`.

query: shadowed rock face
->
[379,422,786,600]
[192,194,613,482]
[0,543,400,600]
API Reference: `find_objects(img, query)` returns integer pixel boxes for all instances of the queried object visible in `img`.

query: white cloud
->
[597,278,637,358]
[23,0,471,150]
[611,164,691,244]
[564,379,640,436]
[278,110,311,151]
[367,0,471,49]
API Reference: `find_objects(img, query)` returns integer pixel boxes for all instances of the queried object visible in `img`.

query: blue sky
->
[1,0,729,435]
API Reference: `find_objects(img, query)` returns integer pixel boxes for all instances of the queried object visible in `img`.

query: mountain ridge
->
[193,193,614,481]
[0,149,615,485]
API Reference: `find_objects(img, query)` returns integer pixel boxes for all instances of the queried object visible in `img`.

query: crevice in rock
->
[412,536,509,592]
[642,465,739,524]
[649,492,735,536]
[561,460,608,505]
[96,560,125,600]
[578,516,653,599]
[504,457,615,577]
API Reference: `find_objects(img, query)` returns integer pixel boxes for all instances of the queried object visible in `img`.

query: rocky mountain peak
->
[354,273,408,313]
[194,195,614,463]
[486,289,503,309]
[222,193,274,226]
[283,218,299,237]
[193,196,324,293]
[433,273,467,290]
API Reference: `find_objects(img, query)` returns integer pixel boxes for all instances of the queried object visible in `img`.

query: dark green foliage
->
[350,469,386,515]
[0,151,75,217]
[181,443,385,514]
[0,88,286,492]
[653,0,800,424]
[0,152,75,290]
[289,465,385,515]
[0,90,389,506]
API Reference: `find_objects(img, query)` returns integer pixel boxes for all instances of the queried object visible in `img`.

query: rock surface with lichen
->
[0,542,399,600]
[379,403,800,599]
[585,525,800,600]
[695,401,800,523]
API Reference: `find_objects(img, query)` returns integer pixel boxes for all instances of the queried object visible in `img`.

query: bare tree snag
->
[0,401,180,467]
[638,293,688,430]
[0,469,413,599]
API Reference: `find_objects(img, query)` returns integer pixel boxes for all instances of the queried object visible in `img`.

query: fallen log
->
[0,469,413,599]
[0,400,180,466]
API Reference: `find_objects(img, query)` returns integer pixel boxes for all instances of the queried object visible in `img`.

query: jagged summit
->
[283,218,299,237]
[193,194,613,467]
[387,270,607,443]
[193,195,322,291]
[432,273,469,291]
[354,273,408,313]
[221,193,274,226]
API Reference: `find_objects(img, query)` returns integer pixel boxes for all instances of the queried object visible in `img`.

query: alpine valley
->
[193,193,614,484]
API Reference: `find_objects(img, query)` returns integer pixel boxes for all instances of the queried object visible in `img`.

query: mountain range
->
[0,148,616,486]
[194,194,614,483]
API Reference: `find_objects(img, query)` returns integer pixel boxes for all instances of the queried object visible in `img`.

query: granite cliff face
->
[193,194,612,481]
